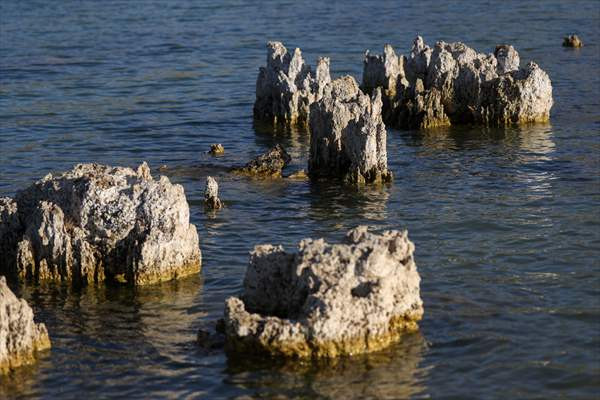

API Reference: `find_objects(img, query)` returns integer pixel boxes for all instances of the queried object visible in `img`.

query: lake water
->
[1,1,599,398]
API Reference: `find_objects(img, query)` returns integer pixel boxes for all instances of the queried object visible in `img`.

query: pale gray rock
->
[224,226,423,358]
[204,176,223,210]
[309,76,393,184]
[254,41,331,126]
[0,276,50,373]
[0,162,201,286]
[362,36,553,129]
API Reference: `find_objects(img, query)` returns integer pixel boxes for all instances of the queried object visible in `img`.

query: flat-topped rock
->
[231,145,291,178]
[254,41,331,126]
[0,162,201,286]
[0,276,50,373]
[309,76,393,184]
[362,36,553,129]
[224,226,423,358]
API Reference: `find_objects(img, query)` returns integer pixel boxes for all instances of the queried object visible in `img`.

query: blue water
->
[1,1,599,398]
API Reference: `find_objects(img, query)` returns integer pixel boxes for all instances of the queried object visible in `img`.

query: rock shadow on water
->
[223,332,429,400]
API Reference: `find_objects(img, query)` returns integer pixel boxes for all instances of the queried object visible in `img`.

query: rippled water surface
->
[1,1,599,398]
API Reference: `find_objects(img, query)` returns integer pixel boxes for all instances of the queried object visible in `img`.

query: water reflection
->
[225,332,428,399]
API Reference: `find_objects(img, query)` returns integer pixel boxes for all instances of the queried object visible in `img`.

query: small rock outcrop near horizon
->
[309,76,393,184]
[0,163,201,286]
[204,176,223,210]
[562,34,583,48]
[224,226,423,359]
[231,144,292,178]
[0,276,51,373]
[254,41,331,127]
[362,36,553,129]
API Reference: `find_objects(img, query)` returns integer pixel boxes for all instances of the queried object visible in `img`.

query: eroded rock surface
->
[308,76,393,184]
[362,36,553,129]
[0,277,50,373]
[224,226,423,358]
[0,163,201,286]
[563,35,583,48]
[204,176,223,210]
[254,41,331,126]
[231,144,291,178]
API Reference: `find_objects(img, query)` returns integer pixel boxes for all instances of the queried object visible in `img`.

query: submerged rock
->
[231,144,291,178]
[208,144,225,156]
[0,277,50,373]
[204,176,223,210]
[562,34,583,48]
[0,163,201,286]
[254,41,331,126]
[308,76,393,184]
[224,226,423,358]
[362,36,553,129]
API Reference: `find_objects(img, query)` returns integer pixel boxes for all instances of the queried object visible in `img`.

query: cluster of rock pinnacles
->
[1,35,555,372]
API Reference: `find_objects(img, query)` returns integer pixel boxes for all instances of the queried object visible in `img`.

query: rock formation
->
[231,144,291,178]
[0,276,51,373]
[308,76,393,184]
[224,226,423,358]
[254,41,331,126]
[208,144,225,155]
[204,176,223,210]
[0,162,201,286]
[362,36,553,129]
[563,35,583,48]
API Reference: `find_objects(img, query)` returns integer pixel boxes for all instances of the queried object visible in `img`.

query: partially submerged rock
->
[204,176,223,210]
[0,277,50,373]
[362,36,553,129]
[308,76,393,184]
[254,41,331,126]
[563,35,583,48]
[231,144,291,178]
[208,144,225,156]
[224,226,423,358]
[0,163,201,286]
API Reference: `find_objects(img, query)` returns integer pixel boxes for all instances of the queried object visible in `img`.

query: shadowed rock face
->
[0,277,51,373]
[0,163,201,286]
[204,176,223,210]
[231,145,292,178]
[254,41,331,127]
[362,36,553,129]
[308,76,393,184]
[224,226,423,359]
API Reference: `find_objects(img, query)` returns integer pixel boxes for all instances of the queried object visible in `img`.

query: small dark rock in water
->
[204,176,223,210]
[208,143,225,155]
[563,35,583,48]
[231,144,291,178]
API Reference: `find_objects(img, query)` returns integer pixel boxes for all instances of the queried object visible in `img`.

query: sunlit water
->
[1,1,599,398]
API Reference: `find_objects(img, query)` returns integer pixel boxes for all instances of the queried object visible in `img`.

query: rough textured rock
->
[231,145,291,178]
[308,76,393,184]
[254,41,331,126]
[0,277,50,373]
[224,226,423,358]
[208,144,225,155]
[362,36,553,129]
[563,35,583,48]
[0,163,201,286]
[204,176,223,210]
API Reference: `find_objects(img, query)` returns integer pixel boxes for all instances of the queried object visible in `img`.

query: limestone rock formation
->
[204,176,223,210]
[208,144,225,156]
[254,41,331,126]
[231,144,291,178]
[0,276,50,373]
[224,226,423,358]
[0,162,201,286]
[362,36,553,129]
[563,35,583,48]
[308,76,393,184]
